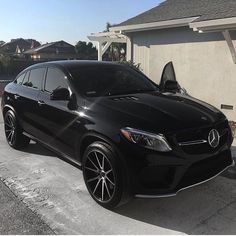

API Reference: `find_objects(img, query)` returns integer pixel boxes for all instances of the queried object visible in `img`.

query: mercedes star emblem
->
[208,129,220,148]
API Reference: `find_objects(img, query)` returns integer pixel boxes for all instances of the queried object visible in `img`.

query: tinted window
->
[15,73,25,84]
[22,71,30,86]
[45,68,68,93]
[28,68,45,89]
[70,65,157,97]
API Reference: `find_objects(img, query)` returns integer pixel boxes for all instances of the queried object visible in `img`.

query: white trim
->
[110,17,199,33]
[88,36,126,43]
[190,16,236,31]
[88,31,122,38]
[87,32,127,43]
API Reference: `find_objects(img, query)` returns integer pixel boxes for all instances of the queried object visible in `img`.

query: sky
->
[0,0,162,46]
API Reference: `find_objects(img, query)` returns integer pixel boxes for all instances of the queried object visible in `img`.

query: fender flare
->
[3,104,17,117]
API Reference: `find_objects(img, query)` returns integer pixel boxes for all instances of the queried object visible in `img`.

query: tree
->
[119,60,142,71]
[26,39,41,48]
[75,41,97,59]
[0,54,13,75]
[0,41,5,47]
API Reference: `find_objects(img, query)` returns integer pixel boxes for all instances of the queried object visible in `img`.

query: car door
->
[8,71,28,117]
[16,67,46,138]
[37,66,80,157]
[159,61,182,93]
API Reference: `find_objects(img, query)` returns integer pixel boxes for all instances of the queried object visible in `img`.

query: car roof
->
[24,60,120,71]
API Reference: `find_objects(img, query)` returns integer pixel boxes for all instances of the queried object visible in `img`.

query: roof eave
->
[109,17,199,33]
[189,16,236,32]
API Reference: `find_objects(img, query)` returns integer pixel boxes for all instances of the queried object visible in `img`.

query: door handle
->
[38,100,45,106]
[14,94,20,99]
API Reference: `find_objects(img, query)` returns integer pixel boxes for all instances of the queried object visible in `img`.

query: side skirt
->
[23,131,82,168]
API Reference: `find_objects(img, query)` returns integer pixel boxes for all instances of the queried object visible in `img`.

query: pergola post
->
[97,41,112,61]
[97,41,102,61]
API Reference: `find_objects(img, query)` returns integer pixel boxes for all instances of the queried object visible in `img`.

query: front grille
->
[176,120,230,155]
[178,150,232,189]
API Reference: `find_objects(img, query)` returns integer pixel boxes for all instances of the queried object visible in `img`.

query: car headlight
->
[121,127,172,152]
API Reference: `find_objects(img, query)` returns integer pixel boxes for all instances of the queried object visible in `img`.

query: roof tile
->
[117,0,236,26]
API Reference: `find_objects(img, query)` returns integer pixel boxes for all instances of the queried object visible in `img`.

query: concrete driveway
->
[0,112,236,234]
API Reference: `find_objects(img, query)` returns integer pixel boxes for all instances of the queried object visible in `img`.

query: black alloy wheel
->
[4,110,30,149]
[82,142,123,209]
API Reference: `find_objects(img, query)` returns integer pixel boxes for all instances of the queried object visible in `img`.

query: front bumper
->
[120,138,234,197]
[135,159,235,198]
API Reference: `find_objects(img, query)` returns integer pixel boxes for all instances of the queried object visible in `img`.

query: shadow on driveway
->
[115,172,236,234]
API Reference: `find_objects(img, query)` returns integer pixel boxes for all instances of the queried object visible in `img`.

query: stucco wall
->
[128,27,236,121]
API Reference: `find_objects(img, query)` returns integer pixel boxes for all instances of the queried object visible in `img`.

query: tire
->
[4,110,30,149]
[82,141,125,209]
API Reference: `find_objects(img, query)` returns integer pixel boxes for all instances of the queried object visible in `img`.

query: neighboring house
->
[24,40,77,61]
[0,38,40,56]
[89,0,236,121]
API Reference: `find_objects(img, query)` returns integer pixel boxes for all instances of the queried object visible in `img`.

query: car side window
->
[45,67,68,93]
[27,68,45,90]
[22,71,30,86]
[15,73,26,85]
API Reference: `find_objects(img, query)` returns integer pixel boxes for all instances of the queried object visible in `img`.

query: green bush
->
[119,60,142,71]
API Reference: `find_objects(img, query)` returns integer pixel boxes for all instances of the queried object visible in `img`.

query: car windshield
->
[70,65,158,97]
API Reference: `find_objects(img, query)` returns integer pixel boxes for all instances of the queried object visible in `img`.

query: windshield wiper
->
[124,88,158,94]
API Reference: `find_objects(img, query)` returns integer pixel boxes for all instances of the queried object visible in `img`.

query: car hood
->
[88,91,225,133]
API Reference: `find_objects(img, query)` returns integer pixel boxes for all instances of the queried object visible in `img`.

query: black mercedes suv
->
[1,60,234,208]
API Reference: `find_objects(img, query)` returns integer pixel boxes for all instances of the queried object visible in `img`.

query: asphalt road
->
[0,180,54,234]
[0,108,236,234]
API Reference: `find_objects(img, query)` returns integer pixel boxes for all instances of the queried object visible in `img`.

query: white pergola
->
[87,31,127,61]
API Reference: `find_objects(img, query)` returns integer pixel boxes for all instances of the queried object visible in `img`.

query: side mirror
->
[50,88,70,101]
[180,87,188,95]
[163,80,180,93]
[68,93,78,110]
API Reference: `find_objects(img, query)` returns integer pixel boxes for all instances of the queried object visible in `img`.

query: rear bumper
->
[135,160,235,198]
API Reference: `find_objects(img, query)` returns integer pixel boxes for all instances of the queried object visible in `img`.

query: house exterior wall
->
[128,27,236,121]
